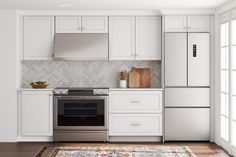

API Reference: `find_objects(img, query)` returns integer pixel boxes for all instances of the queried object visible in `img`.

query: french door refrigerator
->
[164,33,210,141]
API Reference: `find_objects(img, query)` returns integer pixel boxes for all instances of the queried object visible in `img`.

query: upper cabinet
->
[109,17,135,60]
[23,16,54,60]
[56,16,108,33]
[165,15,187,32]
[82,16,108,33]
[165,15,209,32]
[109,16,162,60]
[22,15,161,61]
[56,16,82,33]
[187,16,210,32]
[136,16,162,60]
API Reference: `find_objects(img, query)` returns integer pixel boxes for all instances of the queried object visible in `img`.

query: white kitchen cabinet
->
[165,15,187,32]
[165,33,187,86]
[56,16,108,33]
[82,16,108,33]
[188,33,210,86]
[56,16,82,33]
[165,108,210,141]
[20,91,53,137]
[136,16,162,60]
[109,91,162,113]
[109,17,135,60]
[109,89,163,139]
[187,15,209,32]
[165,15,209,32]
[109,114,162,136]
[23,16,54,60]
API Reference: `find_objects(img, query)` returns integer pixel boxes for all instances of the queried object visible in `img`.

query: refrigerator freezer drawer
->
[165,88,210,107]
[165,108,210,141]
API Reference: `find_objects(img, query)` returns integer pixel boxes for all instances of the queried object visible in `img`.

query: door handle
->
[130,123,141,126]
[193,44,197,57]
[130,100,141,103]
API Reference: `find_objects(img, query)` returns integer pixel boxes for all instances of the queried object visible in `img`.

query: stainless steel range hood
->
[54,33,108,60]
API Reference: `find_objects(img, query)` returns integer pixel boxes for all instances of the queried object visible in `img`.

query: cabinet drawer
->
[165,88,210,107]
[109,91,162,113]
[109,114,162,136]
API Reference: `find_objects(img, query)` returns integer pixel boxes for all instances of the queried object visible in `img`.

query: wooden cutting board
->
[128,67,150,88]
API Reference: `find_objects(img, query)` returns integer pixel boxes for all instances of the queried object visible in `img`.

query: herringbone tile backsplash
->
[22,60,161,88]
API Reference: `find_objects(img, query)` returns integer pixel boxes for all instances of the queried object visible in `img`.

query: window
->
[231,18,236,146]
[219,9,236,154]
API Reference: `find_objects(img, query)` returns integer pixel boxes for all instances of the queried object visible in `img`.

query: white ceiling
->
[0,0,230,10]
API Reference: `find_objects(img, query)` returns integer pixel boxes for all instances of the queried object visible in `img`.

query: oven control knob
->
[93,89,109,95]
[53,89,68,95]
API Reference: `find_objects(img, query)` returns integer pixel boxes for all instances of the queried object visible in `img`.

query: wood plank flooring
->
[0,142,232,157]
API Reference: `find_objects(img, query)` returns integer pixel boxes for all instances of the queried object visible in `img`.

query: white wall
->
[216,0,236,14]
[0,10,18,142]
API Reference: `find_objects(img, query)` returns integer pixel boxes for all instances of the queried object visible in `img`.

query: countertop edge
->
[109,88,164,91]
[18,88,54,91]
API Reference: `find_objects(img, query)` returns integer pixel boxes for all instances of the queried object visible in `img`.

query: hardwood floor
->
[0,142,231,157]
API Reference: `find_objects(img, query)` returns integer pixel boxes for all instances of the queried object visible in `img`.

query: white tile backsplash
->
[22,60,161,88]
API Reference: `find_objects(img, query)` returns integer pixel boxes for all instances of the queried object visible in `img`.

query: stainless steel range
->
[53,87,109,142]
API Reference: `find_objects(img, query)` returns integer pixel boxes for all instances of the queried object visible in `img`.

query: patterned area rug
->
[35,145,196,157]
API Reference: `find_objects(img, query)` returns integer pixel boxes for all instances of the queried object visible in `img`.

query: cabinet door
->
[109,17,135,60]
[56,16,82,33]
[188,33,210,86]
[136,16,162,60]
[187,15,209,32]
[21,91,53,136]
[165,33,187,86]
[165,108,210,141]
[23,16,54,60]
[165,15,187,32]
[82,16,108,33]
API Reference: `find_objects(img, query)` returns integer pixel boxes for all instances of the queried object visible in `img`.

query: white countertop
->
[18,87,163,91]
[18,88,54,91]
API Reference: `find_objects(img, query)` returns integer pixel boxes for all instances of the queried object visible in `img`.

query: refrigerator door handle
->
[193,44,197,57]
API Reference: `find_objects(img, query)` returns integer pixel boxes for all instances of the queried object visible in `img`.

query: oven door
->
[53,96,108,131]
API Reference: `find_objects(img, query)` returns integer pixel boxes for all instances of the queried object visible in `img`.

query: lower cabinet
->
[109,89,163,141]
[18,90,53,141]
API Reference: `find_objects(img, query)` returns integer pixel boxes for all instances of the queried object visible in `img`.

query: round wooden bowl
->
[31,84,48,89]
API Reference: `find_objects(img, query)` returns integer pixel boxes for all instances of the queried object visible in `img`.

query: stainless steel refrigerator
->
[164,33,210,141]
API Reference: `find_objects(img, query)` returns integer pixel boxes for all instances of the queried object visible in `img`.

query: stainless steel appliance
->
[54,33,108,60]
[164,33,210,141]
[53,87,109,141]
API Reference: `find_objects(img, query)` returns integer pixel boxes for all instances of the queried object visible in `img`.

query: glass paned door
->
[220,22,230,142]
[231,19,236,147]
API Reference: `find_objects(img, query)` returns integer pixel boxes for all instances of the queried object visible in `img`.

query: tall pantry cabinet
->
[164,15,210,141]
